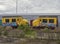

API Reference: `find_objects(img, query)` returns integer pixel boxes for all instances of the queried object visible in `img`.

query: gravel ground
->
[0,37,59,44]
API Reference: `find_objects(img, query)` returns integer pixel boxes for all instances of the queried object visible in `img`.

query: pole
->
[16,0,18,14]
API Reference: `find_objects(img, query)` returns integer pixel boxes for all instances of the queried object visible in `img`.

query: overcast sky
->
[0,0,60,15]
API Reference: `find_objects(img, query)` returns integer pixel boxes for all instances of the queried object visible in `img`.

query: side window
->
[49,19,54,23]
[42,19,47,23]
[12,19,16,22]
[5,19,9,22]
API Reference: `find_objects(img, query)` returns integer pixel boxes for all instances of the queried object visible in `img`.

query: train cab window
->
[42,19,47,23]
[40,19,41,21]
[5,19,9,22]
[12,19,16,22]
[49,19,54,23]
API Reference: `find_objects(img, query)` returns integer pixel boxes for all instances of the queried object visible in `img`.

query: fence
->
[37,32,60,40]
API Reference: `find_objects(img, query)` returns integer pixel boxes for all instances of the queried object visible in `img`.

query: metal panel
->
[0,20,2,25]
[58,16,60,27]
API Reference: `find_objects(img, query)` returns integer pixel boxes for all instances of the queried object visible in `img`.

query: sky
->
[0,0,16,14]
[0,0,60,15]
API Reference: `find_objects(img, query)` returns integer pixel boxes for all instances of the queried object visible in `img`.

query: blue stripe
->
[2,22,17,26]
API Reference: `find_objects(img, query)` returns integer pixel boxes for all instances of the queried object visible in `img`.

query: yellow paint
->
[9,18,12,23]
[2,18,6,23]
[32,19,40,26]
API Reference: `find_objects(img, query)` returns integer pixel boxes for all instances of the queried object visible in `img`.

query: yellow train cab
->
[2,16,29,26]
[32,17,57,27]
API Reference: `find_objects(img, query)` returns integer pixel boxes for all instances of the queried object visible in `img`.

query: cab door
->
[16,18,20,25]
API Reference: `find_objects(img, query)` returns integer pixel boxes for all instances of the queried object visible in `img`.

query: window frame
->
[12,19,16,22]
[5,19,9,23]
[42,19,47,23]
[49,19,54,23]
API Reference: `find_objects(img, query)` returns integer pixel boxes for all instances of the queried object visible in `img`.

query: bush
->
[25,30,37,39]
[17,24,37,39]
[0,30,2,36]
[3,30,8,36]
[42,28,51,32]
[57,40,60,44]
[17,24,30,30]
[5,26,12,30]
[0,26,3,36]
[17,25,26,30]
[0,26,8,36]
[0,26,7,36]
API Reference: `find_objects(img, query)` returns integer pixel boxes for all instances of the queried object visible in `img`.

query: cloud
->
[18,0,60,13]
[0,5,6,10]
[0,0,60,15]
[0,0,16,14]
